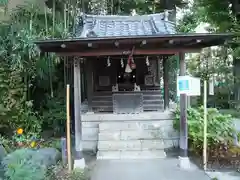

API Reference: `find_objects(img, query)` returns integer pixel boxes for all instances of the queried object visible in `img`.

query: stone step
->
[98,140,166,151]
[92,100,164,105]
[82,112,172,122]
[99,121,174,131]
[98,129,179,141]
[93,90,162,96]
[97,150,166,159]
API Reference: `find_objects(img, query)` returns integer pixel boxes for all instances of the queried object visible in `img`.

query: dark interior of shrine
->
[78,55,168,113]
[90,55,164,92]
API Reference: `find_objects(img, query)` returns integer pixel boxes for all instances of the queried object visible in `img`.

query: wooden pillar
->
[86,59,93,111]
[74,57,83,159]
[163,57,169,110]
[156,57,161,86]
[179,52,188,157]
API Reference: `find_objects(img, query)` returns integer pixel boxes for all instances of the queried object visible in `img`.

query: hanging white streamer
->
[146,56,150,66]
[125,64,132,73]
[107,56,111,67]
[121,58,124,68]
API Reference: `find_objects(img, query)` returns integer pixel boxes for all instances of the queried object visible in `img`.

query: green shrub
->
[0,64,42,134]
[2,148,60,180]
[2,149,46,180]
[41,94,66,137]
[0,136,12,153]
[173,106,235,154]
[45,139,61,151]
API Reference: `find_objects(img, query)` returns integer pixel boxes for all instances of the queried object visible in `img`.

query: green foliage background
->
[178,0,240,108]
[1,0,238,136]
[0,0,184,136]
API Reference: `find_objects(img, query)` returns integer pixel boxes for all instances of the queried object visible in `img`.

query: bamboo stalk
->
[49,54,53,97]
[27,6,34,101]
[67,1,70,33]
[111,0,114,14]
[66,84,72,171]
[118,0,121,14]
[64,3,67,37]
[153,1,156,13]
[81,0,85,13]
[72,0,77,34]
[49,0,55,97]
[203,80,208,171]
[44,4,48,37]
[52,0,55,37]
[64,57,67,86]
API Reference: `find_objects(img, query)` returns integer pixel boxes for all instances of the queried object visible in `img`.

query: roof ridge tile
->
[77,12,176,38]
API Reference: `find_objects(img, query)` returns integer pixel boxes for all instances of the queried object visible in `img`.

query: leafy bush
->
[173,107,235,154]
[0,63,42,135]
[43,139,62,151]
[41,93,66,137]
[2,149,46,180]
[0,136,12,153]
[2,148,60,180]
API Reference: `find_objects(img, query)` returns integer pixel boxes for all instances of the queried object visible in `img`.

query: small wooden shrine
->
[36,13,231,113]
[35,12,233,165]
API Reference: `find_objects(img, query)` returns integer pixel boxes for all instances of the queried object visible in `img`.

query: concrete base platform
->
[74,158,86,169]
[97,150,166,159]
[178,156,193,170]
[91,158,211,180]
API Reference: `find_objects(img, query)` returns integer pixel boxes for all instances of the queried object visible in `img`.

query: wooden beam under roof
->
[35,33,234,57]
[57,48,200,57]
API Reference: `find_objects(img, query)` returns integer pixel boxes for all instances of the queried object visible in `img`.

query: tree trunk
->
[230,1,240,103]
[233,57,240,103]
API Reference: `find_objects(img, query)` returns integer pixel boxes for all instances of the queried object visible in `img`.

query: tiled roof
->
[75,13,176,38]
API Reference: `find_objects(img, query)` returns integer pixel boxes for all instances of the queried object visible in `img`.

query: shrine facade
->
[35,12,233,164]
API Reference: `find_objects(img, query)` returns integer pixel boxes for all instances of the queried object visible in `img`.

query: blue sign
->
[178,79,189,91]
[177,76,201,96]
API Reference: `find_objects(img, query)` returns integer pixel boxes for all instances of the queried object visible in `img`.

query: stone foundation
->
[80,111,179,158]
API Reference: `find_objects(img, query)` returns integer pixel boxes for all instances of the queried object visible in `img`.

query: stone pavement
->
[90,158,211,180]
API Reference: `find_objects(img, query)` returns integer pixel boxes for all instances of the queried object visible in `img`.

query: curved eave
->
[34,33,234,56]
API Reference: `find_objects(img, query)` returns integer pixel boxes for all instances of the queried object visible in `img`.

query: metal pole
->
[203,80,208,170]
[66,84,72,171]
[179,52,188,157]
[163,57,169,110]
